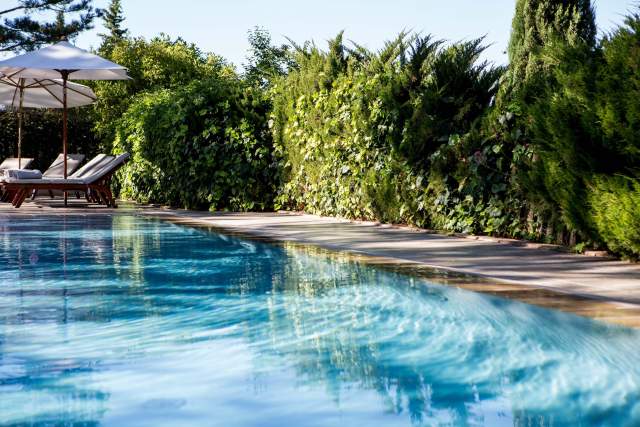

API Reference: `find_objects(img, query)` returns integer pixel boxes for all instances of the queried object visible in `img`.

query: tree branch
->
[0,5,30,16]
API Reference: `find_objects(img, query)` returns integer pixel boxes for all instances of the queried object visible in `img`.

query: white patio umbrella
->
[0,75,97,168]
[0,41,130,205]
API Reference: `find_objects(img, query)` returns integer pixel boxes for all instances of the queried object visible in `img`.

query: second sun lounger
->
[31,153,86,199]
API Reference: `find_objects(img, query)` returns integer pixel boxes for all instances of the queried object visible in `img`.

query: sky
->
[7,0,640,68]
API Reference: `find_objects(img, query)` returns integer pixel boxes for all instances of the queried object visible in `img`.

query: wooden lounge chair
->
[31,153,86,199]
[3,153,129,208]
[0,157,34,171]
[0,157,35,201]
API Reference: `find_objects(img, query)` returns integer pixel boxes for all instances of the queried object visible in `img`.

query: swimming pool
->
[1,214,639,426]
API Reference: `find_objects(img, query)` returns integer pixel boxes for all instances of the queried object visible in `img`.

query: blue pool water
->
[1,215,639,426]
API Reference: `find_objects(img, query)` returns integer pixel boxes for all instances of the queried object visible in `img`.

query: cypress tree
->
[497,0,598,245]
[504,0,596,96]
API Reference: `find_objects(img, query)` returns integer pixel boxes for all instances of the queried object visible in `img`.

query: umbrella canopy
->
[0,41,129,80]
[0,41,130,205]
[0,75,97,168]
[0,76,97,109]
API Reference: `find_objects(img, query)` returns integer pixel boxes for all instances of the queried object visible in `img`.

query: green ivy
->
[113,77,275,211]
[270,33,528,237]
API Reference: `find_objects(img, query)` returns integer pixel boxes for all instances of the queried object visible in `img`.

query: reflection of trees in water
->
[228,243,639,426]
[227,243,480,425]
[0,220,511,425]
[111,215,141,281]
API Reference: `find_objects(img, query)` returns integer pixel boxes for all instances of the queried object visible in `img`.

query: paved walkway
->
[3,200,640,326]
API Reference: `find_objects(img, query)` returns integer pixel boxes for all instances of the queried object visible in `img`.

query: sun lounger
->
[31,153,86,199]
[3,153,130,208]
[0,158,35,201]
[0,157,34,171]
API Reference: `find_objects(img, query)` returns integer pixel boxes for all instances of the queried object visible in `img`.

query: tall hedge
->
[113,77,275,211]
[270,34,525,235]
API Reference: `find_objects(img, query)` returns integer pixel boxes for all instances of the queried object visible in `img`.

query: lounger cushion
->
[3,169,43,179]
[71,154,114,178]
[43,154,86,177]
[0,158,34,170]
[79,153,129,184]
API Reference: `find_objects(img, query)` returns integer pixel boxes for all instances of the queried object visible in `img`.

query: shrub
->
[270,32,520,235]
[590,176,640,258]
[113,77,275,211]
[92,35,232,150]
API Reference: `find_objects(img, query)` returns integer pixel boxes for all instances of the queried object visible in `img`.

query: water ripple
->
[0,215,639,426]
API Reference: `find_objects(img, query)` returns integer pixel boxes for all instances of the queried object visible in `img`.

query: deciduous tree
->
[244,27,293,89]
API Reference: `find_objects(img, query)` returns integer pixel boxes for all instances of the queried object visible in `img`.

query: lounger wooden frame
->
[2,154,129,208]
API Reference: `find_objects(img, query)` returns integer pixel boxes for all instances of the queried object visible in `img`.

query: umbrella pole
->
[18,79,24,169]
[62,71,69,207]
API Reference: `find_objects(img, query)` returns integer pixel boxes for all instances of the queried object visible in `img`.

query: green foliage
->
[522,9,640,255]
[597,12,640,165]
[270,33,522,236]
[524,40,601,236]
[244,26,293,89]
[427,124,532,237]
[92,35,232,150]
[0,0,100,52]
[590,176,640,258]
[504,0,596,98]
[496,1,598,238]
[113,77,275,211]
[394,37,504,168]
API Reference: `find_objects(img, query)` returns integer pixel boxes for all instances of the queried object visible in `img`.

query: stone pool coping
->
[3,199,640,328]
